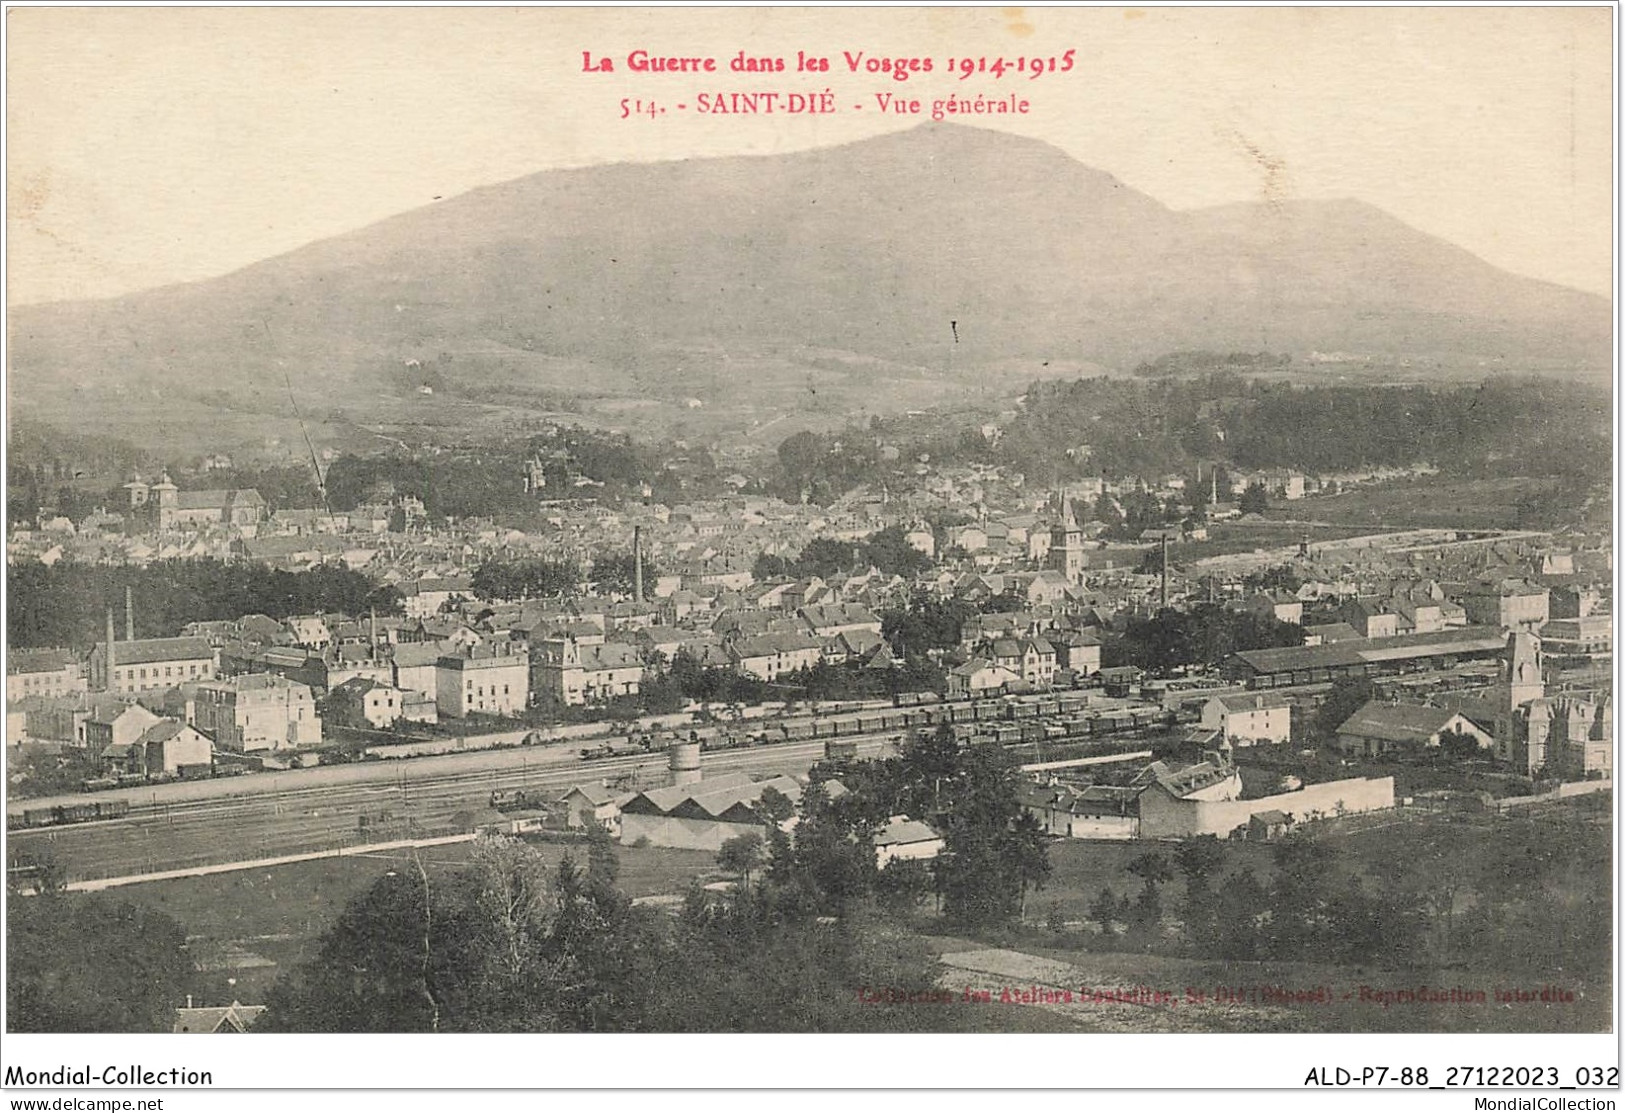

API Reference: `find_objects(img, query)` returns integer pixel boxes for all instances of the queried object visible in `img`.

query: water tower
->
[668,740,702,787]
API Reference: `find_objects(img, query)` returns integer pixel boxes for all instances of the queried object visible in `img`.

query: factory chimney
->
[633,525,644,604]
[1160,534,1170,610]
[370,606,379,657]
[104,607,116,692]
[125,584,135,641]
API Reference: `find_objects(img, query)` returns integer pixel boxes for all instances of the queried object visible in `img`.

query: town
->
[5,389,1612,1034]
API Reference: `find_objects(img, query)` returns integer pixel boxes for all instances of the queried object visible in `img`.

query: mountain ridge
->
[9,122,1610,449]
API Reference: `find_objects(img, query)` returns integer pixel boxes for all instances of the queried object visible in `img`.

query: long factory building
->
[1223,625,1511,689]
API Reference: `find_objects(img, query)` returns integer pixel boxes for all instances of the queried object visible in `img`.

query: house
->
[1017,780,1142,839]
[1245,592,1303,626]
[173,1000,266,1034]
[1549,584,1601,620]
[797,603,882,639]
[1539,616,1612,662]
[1339,600,1399,640]
[532,640,645,706]
[89,636,217,694]
[1019,570,1078,607]
[121,718,212,777]
[435,644,530,718]
[85,701,165,758]
[560,783,623,836]
[283,615,333,652]
[728,631,825,681]
[1201,693,1292,747]
[391,640,450,699]
[873,815,945,867]
[401,575,475,619]
[1049,630,1102,677]
[6,649,87,704]
[986,637,1056,689]
[324,677,406,730]
[825,629,894,668]
[1333,701,1494,758]
[1458,579,1550,631]
[193,674,323,751]
[400,689,439,725]
[1390,597,1445,636]
[1301,622,1362,647]
[946,658,1021,698]
[1247,810,1293,841]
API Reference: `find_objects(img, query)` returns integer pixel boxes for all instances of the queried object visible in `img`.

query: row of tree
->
[7,558,399,650]
[752,525,933,583]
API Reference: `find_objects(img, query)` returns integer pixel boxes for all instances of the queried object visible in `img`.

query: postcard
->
[2,4,1616,1098]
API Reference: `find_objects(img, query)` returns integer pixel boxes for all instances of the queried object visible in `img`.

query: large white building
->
[1200,693,1292,747]
[435,643,530,718]
[194,673,323,752]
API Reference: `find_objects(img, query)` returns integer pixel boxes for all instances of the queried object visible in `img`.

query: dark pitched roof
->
[7,648,78,675]
[102,637,215,666]
[1335,700,1463,744]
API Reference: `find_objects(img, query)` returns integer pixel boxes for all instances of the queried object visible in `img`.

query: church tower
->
[1048,492,1087,585]
[151,472,179,531]
[1494,630,1547,774]
[1500,630,1545,710]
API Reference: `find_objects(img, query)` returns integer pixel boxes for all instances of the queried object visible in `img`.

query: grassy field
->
[919,934,1609,1034]
[1266,477,1558,531]
[112,839,719,1006]
[921,798,1614,1033]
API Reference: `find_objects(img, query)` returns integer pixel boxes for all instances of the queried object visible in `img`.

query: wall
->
[1138,776,1395,840]
[1064,813,1139,840]
[619,812,764,852]
[876,838,944,868]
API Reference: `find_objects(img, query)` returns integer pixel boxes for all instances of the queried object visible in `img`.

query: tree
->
[862,525,932,579]
[1175,838,1226,948]
[752,786,796,826]
[717,831,769,889]
[1438,727,1484,760]
[875,858,933,916]
[590,553,659,598]
[1126,851,1175,936]
[1009,811,1052,918]
[1315,677,1374,739]
[1239,481,1269,516]
[1091,886,1122,937]
[9,893,193,1032]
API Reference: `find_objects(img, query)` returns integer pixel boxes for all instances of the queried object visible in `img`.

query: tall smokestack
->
[1160,534,1170,610]
[105,607,116,692]
[370,606,379,656]
[633,525,644,604]
[125,584,135,641]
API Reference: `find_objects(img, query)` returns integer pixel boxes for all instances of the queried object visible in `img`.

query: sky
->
[6,6,1614,306]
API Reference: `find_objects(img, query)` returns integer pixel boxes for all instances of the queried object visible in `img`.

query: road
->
[8,736,899,884]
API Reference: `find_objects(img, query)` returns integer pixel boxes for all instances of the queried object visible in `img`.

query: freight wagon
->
[7,797,132,830]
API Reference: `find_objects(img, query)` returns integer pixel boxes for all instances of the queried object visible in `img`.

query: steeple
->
[1500,630,1544,711]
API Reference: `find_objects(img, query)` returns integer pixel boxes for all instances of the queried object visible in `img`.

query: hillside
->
[9,123,1610,455]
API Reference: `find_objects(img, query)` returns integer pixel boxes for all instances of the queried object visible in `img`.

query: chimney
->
[370,606,379,656]
[125,584,135,641]
[105,607,116,692]
[633,525,644,604]
[1160,535,1169,609]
